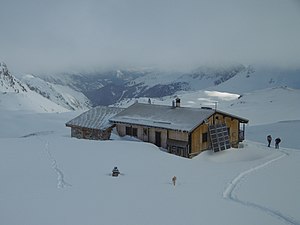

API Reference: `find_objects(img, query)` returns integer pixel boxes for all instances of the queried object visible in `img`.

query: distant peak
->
[0,62,28,93]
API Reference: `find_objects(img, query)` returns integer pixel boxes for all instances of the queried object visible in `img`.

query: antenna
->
[213,101,218,111]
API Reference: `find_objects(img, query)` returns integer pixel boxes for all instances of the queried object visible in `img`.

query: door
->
[155,131,161,147]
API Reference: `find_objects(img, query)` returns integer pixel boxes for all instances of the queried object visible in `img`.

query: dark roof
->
[109,103,249,132]
[66,106,124,130]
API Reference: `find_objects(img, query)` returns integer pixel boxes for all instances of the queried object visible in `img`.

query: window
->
[126,127,132,135]
[126,126,138,137]
[202,132,208,142]
[132,128,138,137]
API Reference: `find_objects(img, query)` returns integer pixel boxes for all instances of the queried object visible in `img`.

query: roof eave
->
[109,119,190,133]
[216,110,249,123]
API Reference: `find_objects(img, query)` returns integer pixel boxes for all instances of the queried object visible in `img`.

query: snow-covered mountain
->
[35,64,246,106]
[1,61,300,225]
[210,65,300,93]
[0,62,68,112]
[21,74,90,110]
[0,62,28,93]
[0,62,91,112]
[35,64,300,106]
[1,81,300,225]
[2,62,300,110]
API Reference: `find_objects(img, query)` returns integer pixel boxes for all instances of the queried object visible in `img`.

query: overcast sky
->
[1,0,300,73]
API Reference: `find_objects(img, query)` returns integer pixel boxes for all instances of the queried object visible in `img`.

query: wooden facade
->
[114,110,247,158]
[189,112,242,157]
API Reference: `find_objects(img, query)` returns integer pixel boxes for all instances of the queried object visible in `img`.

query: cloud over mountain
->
[1,0,300,73]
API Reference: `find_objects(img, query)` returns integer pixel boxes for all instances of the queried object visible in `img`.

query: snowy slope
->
[0,63,299,225]
[21,74,91,110]
[34,64,246,106]
[0,109,299,225]
[0,62,27,93]
[209,65,300,93]
[33,64,300,106]
[0,62,69,113]
[222,87,300,125]
[0,91,70,112]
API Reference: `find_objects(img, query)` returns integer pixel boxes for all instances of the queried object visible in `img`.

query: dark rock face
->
[0,62,27,93]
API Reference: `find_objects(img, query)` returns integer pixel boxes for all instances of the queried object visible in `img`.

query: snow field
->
[1,113,299,225]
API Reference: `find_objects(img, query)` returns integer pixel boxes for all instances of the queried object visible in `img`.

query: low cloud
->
[1,0,300,73]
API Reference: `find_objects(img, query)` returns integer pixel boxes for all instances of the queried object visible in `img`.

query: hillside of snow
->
[0,63,91,112]
[21,74,91,110]
[0,62,27,93]
[209,65,300,93]
[32,64,300,106]
[0,106,299,225]
[1,60,300,225]
[0,63,69,113]
[1,70,300,225]
[0,91,70,113]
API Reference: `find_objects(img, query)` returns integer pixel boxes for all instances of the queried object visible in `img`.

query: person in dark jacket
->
[267,135,272,147]
[275,137,281,149]
[112,167,120,177]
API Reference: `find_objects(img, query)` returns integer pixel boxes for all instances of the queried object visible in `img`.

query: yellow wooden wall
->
[168,130,188,142]
[191,123,209,155]
[190,113,240,154]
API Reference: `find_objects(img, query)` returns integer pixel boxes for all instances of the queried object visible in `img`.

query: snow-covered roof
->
[109,103,248,132]
[109,103,213,132]
[66,106,124,130]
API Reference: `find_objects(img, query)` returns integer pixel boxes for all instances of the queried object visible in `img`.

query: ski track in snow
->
[223,149,300,225]
[20,131,72,188]
[20,131,54,138]
[44,141,72,189]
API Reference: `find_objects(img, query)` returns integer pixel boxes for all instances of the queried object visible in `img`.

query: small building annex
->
[109,99,249,158]
[66,106,123,140]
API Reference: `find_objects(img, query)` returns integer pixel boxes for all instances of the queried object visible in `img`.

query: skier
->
[112,167,120,177]
[275,137,281,149]
[267,135,272,147]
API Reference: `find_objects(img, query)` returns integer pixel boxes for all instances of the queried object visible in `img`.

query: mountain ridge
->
[0,62,90,112]
[2,62,300,110]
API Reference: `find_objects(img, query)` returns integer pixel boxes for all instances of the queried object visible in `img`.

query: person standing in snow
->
[267,135,272,147]
[172,176,177,186]
[275,137,281,149]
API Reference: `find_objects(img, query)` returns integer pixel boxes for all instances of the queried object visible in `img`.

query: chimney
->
[175,97,181,107]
